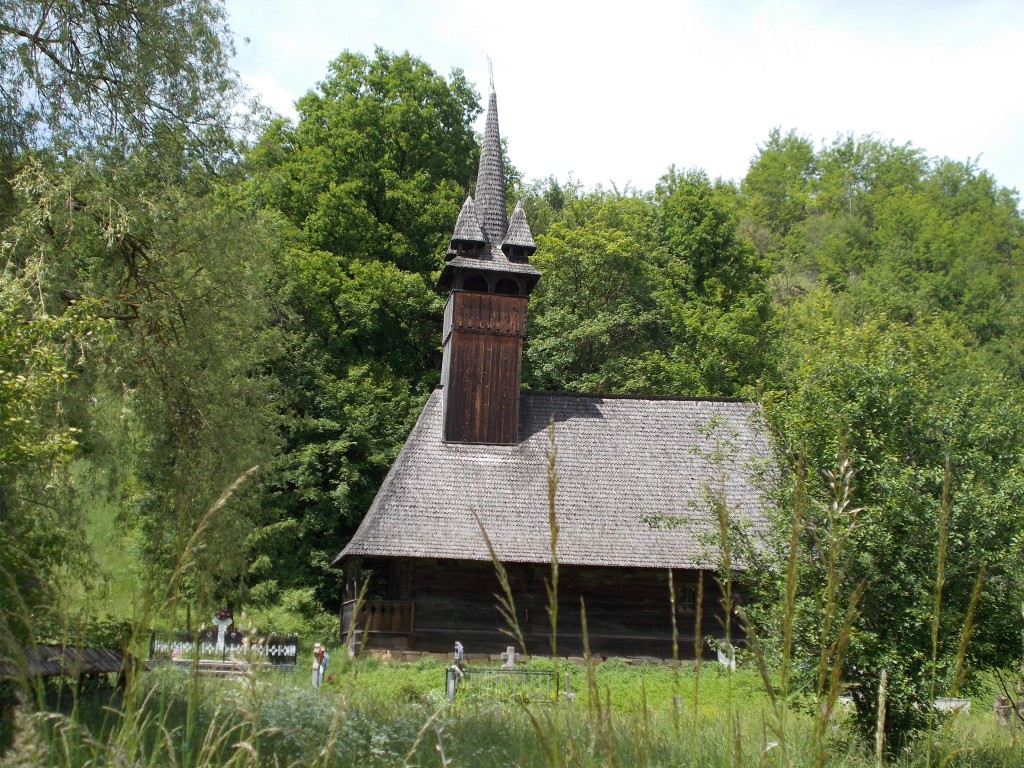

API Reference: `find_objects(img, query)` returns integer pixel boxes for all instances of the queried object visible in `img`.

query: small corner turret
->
[438,84,540,445]
[501,200,536,262]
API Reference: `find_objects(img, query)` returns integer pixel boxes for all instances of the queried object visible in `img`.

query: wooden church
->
[332,88,771,659]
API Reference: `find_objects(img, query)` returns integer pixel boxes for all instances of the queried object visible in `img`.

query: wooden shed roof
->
[0,645,124,679]
[334,389,772,571]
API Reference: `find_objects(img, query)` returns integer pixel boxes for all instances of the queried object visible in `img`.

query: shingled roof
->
[502,200,536,250]
[334,390,771,571]
[438,86,540,291]
[451,196,486,243]
[474,89,507,244]
[0,645,124,679]
[440,245,541,281]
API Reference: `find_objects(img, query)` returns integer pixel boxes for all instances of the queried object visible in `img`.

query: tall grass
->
[543,419,562,764]
[5,447,1024,767]
[693,569,704,752]
[6,638,1024,766]
[925,459,953,767]
[708,445,738,768]
[811,456,864,768]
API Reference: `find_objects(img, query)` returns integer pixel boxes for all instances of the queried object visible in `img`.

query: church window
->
[677,585,697,615]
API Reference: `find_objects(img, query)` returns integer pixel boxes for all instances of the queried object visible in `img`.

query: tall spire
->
[437,79,540,445]
[474,88,506,244]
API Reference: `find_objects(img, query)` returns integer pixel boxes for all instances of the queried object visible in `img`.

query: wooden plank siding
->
[441,291,527,444]
[352,559,734,659]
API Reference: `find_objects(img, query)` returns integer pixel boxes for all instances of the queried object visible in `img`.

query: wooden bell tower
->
[437,88,540,444]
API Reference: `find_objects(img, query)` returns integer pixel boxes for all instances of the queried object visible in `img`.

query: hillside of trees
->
[3,1,1023,743]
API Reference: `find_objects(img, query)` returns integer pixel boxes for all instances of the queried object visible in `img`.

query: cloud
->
[224,0,1024,195]
[243,71,299,120]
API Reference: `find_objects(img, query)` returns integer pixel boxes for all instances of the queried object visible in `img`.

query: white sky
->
[225,0,1024,198]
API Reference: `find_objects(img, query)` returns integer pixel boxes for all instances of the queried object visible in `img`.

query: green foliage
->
[0,281,92,469]
[640,168,778,396]
[0,226,104,633]
[243,47,479,272]
[0,0,240,157]
[740,127,817,244]
[3,153,281,616]
[739,132,1024,748]
[244,587,339,640]
[741,130,1024,380]
[526,192,662,392]
[761,310,1024,745]
[0,0,279,629]
[524,171,778,397]
[242,49,482,607]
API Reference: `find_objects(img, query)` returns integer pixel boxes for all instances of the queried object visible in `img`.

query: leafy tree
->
[741,131,1024,378]
[637,169,777,396]
[244,48,479,273]
[3,151,281,614]
[525,171,777,398]
[762,308,1024,745]
[0,0,239,157]
[518,175,585,239]
[740,128,816,249]
[0,0,277,627]
[0,267,100,636]
[241,49,481,607]
[813,135,927,221]
[524,192,662,392]
[832,158,1024,376]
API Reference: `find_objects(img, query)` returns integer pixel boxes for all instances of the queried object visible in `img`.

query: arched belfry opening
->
[437,86,539,444]
[462,274,489,293]
[494,278,520,296]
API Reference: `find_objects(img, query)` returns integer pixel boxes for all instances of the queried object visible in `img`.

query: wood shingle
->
[334,389,770,571]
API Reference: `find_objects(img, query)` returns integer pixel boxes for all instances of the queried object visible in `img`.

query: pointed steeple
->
[451,195,485,244]
[501,200,536,258]
[474,88,506,244]
[437,85,540,293]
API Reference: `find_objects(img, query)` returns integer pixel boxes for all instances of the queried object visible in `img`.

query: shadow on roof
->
[518,392,605,442]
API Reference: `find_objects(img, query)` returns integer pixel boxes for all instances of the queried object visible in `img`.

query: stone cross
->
[212,615,232,652]
[501,645,517,669]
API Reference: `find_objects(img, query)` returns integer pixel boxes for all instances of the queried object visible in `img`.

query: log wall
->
[354,558,734,659]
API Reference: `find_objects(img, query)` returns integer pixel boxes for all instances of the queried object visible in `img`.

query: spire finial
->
[487,56,495,92]
[474,68,505,244]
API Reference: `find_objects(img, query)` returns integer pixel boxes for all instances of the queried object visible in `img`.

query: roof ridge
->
[519,389,753,404]
[432,385,752,404]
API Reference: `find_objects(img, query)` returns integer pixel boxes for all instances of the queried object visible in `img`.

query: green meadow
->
[3,655,1022,767]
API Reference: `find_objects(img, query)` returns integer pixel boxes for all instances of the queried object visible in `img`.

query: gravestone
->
[501,646,517,669]
[995,695,1012,727]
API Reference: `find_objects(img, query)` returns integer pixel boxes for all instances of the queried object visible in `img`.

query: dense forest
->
[2,0,1023,743]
